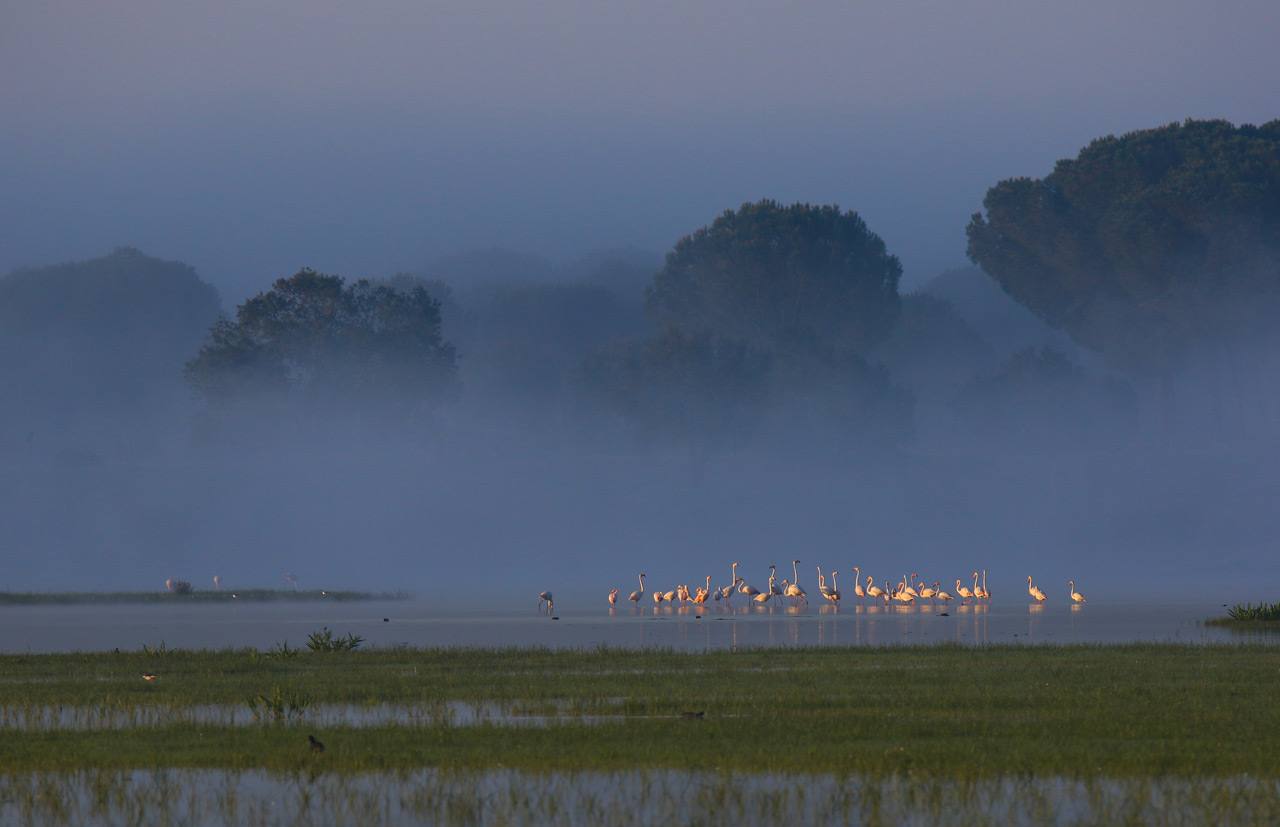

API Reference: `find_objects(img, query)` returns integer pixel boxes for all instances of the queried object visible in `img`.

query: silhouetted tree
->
[582,327,769,444]
[0,247,221,422]
[186,269,456,413]
[967,119,1280,379]
[648,200,902,356]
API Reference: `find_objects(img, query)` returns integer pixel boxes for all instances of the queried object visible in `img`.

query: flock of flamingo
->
[537,562,1088,613]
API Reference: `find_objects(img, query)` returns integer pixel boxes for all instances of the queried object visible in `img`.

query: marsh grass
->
[1208,601,1280,624]
[305,627,365,653]
[2,769,1280,827]
[0,589,407,605]
[2,644,1280,777]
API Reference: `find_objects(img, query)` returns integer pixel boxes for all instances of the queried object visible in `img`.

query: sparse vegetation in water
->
[246,686,313,723]
[1208,601,1280,625]
[0,589,409,605]
[305,628,364,653]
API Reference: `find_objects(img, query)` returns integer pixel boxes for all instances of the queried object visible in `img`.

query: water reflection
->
[4,769,1279,827]
[0,598,1272,654]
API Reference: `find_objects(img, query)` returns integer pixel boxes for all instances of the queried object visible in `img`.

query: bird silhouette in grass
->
[308,735,325,754]
[141,673,158,683]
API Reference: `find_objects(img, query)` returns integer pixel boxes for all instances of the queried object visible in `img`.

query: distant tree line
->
[4,118,1277,454]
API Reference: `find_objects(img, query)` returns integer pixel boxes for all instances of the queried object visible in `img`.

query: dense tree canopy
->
[647,200,902,356]
[186,269,456,412]
[967,119,1280,376]
[0,247,221,417]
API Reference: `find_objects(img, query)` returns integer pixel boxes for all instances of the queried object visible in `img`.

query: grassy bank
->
[1,644,1279,776]
[0,589,408,605]
[1206,601,1280,626]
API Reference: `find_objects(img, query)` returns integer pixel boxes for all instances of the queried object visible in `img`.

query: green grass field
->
[1,643,1277,778]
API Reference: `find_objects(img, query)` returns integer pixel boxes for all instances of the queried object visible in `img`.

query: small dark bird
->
[383,618,390,623]
[680,711,705,720]
[308,735,325,753]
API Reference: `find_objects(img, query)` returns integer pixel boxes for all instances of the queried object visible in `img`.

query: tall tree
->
[647,200,902,357]
[966,119,1280,379]
[186,269,457,413]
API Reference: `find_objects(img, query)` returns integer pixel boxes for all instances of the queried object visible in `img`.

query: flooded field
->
[0,597,1267,654]
[2,768,1277,827]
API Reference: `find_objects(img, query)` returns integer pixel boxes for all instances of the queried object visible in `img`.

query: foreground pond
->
[0,598,1270,653]
[2,769,1276,826]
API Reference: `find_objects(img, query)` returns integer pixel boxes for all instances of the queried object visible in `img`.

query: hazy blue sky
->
[3,0,1277,299]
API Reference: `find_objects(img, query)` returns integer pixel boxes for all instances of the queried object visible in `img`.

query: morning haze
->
[1,1,1278,606]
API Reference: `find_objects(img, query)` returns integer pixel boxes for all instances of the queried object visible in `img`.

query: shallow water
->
[0,598,1271,654]
[0,700,631,731]
[2,769,1277,827]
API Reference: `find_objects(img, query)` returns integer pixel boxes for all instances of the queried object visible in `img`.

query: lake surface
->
[0,597,1269,653]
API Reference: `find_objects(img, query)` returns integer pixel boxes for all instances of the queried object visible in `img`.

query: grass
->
[1207,601,1280,625]
[1,643,1279,777]
[0,589,408,605]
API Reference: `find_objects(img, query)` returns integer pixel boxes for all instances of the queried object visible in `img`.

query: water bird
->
[308,734,325,753]
[607,588,619,606]
[538,591,554,612]
[1069,580,1087,604]
[972,571,988,601]
[629,573,647,604]
[1026,576,1047,603]
[769,565,784,599]
[852,567,866,599]
[981,569,992,602]
[866,577,884,600]
[955,579,974,603]
[784,560,806,604]
[934,582,953,602]
[141,673,158,683]
[823,570,841,604]
[212,575,222,591]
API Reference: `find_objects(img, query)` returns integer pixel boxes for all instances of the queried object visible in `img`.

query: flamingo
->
[663,588,677,603]
[753,587,772,605]
[898,577,918,600]
[853,567,866,599]
[693,575,712,604]
[892,583,915,604]
[866,577,884,600]
[881,580,892,606]
[956,579,974,603]
[817,566,833,601]
[934,582,953,602]
[769,565,784,599]
[720,563,741,603]
[901,574,919,599]
[1069,580,1087,604]
[1026,576,1047,603]
[739,574,761,598]
[981,569,992,602]
[823,570,841,604]
[607,588,619,605]
[629,573,647,604]
[785,560,806,604]
[653,590,664,604]
[537,591,554,612]
[212,575,222,591]
[919,581,937,600]
[971,571,987,601]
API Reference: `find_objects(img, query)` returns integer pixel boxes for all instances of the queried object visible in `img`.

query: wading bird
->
[1069,580,1086,604]
[823,570,841,604]
[720,563,741,603]
[972,571,988,601]
[981,569,992,602]
[785,560,806,604]
[866,577,884,600]
[956,579,974,603]
[142,673,158,683]
[629,573,647,604]
[769,565,784,599]
[934,582,953,602]
[538,591,555,612]
[608,588,619,605]
[308,734,325,753]
[852,567,866,599]
[1026,576,1046,603]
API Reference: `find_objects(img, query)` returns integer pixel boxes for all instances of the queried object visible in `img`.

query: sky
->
[3,0,1278,300]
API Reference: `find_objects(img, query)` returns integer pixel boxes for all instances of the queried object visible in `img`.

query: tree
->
[582,327,770,445]
[186,269,457,414]
[0,246,221,424]
[647,200,902,357]
[966,119,1280,379]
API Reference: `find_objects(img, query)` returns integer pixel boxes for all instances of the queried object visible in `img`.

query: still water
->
[0,597,1266,653]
